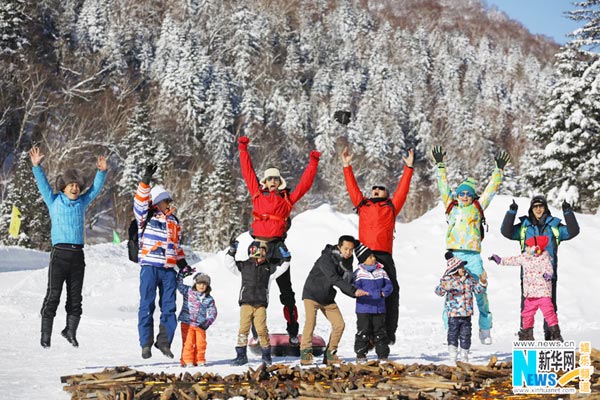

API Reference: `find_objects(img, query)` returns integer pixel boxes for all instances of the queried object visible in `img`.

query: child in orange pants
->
[177,269,217,366]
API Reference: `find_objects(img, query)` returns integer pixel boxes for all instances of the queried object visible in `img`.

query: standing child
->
[29,146,108,348]
[435,252,487,363]
[177,270,217,367]
[353,242,393,363]
[225,240,290,366]
[489,235,563,341]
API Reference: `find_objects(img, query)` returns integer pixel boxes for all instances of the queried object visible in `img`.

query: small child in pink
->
[489,235,563,341]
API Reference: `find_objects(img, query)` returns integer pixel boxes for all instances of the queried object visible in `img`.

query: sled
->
[248,333,326,357]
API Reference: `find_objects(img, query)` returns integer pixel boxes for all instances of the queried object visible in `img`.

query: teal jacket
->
[32,165,107,245]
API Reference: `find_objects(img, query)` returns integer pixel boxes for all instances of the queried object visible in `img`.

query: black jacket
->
[225,254,289,307]
[302,244,356,305]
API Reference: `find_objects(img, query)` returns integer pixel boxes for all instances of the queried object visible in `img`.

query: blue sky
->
[485,0,580,44]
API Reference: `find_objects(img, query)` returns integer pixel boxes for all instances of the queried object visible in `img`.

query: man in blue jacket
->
[500,195,579,340]
[30,146,107,348]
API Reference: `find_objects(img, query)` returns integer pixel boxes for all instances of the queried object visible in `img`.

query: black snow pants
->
[373,251,399,343]
[447,316,472,350]
[40,245,86,319]
[354,313,389,359]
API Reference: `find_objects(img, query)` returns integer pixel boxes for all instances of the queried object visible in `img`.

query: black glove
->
[562,200,572,212]
[495,150,510,170]
[142,163,158,184]
[333,110,351,125]
[431,146,445,164]
[199,323,209,330]
[177,259,193,276]
[228,239,239,257]
[509,199,518,211]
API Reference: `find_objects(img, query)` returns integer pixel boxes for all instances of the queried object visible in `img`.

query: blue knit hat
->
[456,178,477,197]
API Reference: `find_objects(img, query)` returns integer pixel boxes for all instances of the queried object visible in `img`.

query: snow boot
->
[459,348,470,363]
[479,329,492,345]
[61,315,80,347]
[300,348,314,365]
[448,345,458,363]
[323,349,342,365]
[141,346,152,359]
[548,325,563,341]
[356,353,367,364]
[261,346,272,365]
[41,317,53,348]
[518,327,534,341]
[231,346,248,366]
[154,324,174,358]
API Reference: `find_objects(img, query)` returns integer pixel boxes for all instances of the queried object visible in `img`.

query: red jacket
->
[239,145,319,238]
[343,165,413,254]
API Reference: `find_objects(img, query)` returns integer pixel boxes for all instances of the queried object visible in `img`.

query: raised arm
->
[501,200,521,240]
[29,147,56,206]
[431,146,453,207]
[560,201,580,240]
[238,136,261,196]
[81,156,108,207]
[390,148,415,215]
[342,146,364,207]
[288,150,320,204]
[478,150,509,209]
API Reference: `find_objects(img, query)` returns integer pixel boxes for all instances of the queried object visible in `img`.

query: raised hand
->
[29,146,44,166]
[431,146,445,164]
[310,150,321,161]
[509,199,518,211]
[96,156,108,171]
[142,163,157,184]
[333,110,351,125]
[562,200,572,212]
[341,146,353,167]
[402,148,415,168]
[495,150,511,170]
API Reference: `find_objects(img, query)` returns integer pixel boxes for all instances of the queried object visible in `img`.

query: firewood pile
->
[61,351,600,400]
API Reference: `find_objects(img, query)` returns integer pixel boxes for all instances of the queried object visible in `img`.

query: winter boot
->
[459,348,470,363]
[356,353,367,364]
[231,346,248,366]
[154,324,174,358]
[547,325,564,342]
[41,318,53,349]
[284,305,300,345]
[448,345,458,363]
[141,346,152,359]
[518,327,534,341]
[261,346,272,365]
[479,329,492,345]
[300,348,314,366]
[61,315,80,347]
[323,348,342,365]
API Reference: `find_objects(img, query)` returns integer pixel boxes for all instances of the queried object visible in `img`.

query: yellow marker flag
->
[8,205,22,238]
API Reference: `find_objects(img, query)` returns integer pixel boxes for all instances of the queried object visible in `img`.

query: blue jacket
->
[32,165,107,246]
[176,271,217,329]
[501,209,579,277]
[353,262,393,314]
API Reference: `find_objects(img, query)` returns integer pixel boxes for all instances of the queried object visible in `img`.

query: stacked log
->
[61,353,599,400]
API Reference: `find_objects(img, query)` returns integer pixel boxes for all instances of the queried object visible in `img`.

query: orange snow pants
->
[180,323,207,366]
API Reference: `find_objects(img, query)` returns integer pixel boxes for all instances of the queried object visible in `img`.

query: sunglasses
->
[266,176,280,182]
[372,186,387,191]
[532,204,545,209]
[458,191,474,198]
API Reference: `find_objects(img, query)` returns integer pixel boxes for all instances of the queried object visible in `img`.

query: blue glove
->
[543,272,553,281]
[278,245,291,262]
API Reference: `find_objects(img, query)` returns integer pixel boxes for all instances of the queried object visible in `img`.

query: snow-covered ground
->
[1,195,598,399]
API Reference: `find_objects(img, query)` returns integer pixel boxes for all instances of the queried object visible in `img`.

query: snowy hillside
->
[0,195,598,399]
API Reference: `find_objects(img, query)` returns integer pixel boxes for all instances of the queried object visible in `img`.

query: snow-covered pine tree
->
[522,0,600,212]
[117,100,169,198]
[0,0,28,57]
[0,151,51,250]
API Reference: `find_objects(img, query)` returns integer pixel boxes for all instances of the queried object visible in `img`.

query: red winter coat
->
[344,165,413,254]
[239,146,319,238]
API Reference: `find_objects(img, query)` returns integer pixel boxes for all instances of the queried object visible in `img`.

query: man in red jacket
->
[238,136,321,345]
[341,145,414,344]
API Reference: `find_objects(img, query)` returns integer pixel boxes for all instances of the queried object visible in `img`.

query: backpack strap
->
[519,223,560,252]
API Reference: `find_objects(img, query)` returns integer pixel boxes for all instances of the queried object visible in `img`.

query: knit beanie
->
[194,273,211,285]
[354,241,373,264]
[456,178,477,197]
[150,185,171,204]
[445,256,466,275]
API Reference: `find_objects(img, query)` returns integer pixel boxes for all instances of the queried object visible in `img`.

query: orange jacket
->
[343,165,413,253]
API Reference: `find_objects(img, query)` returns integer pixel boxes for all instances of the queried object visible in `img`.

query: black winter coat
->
[226,254,285,307]
[302,244,356,305]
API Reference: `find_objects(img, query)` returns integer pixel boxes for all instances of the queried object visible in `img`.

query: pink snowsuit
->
[500,251,558,329]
